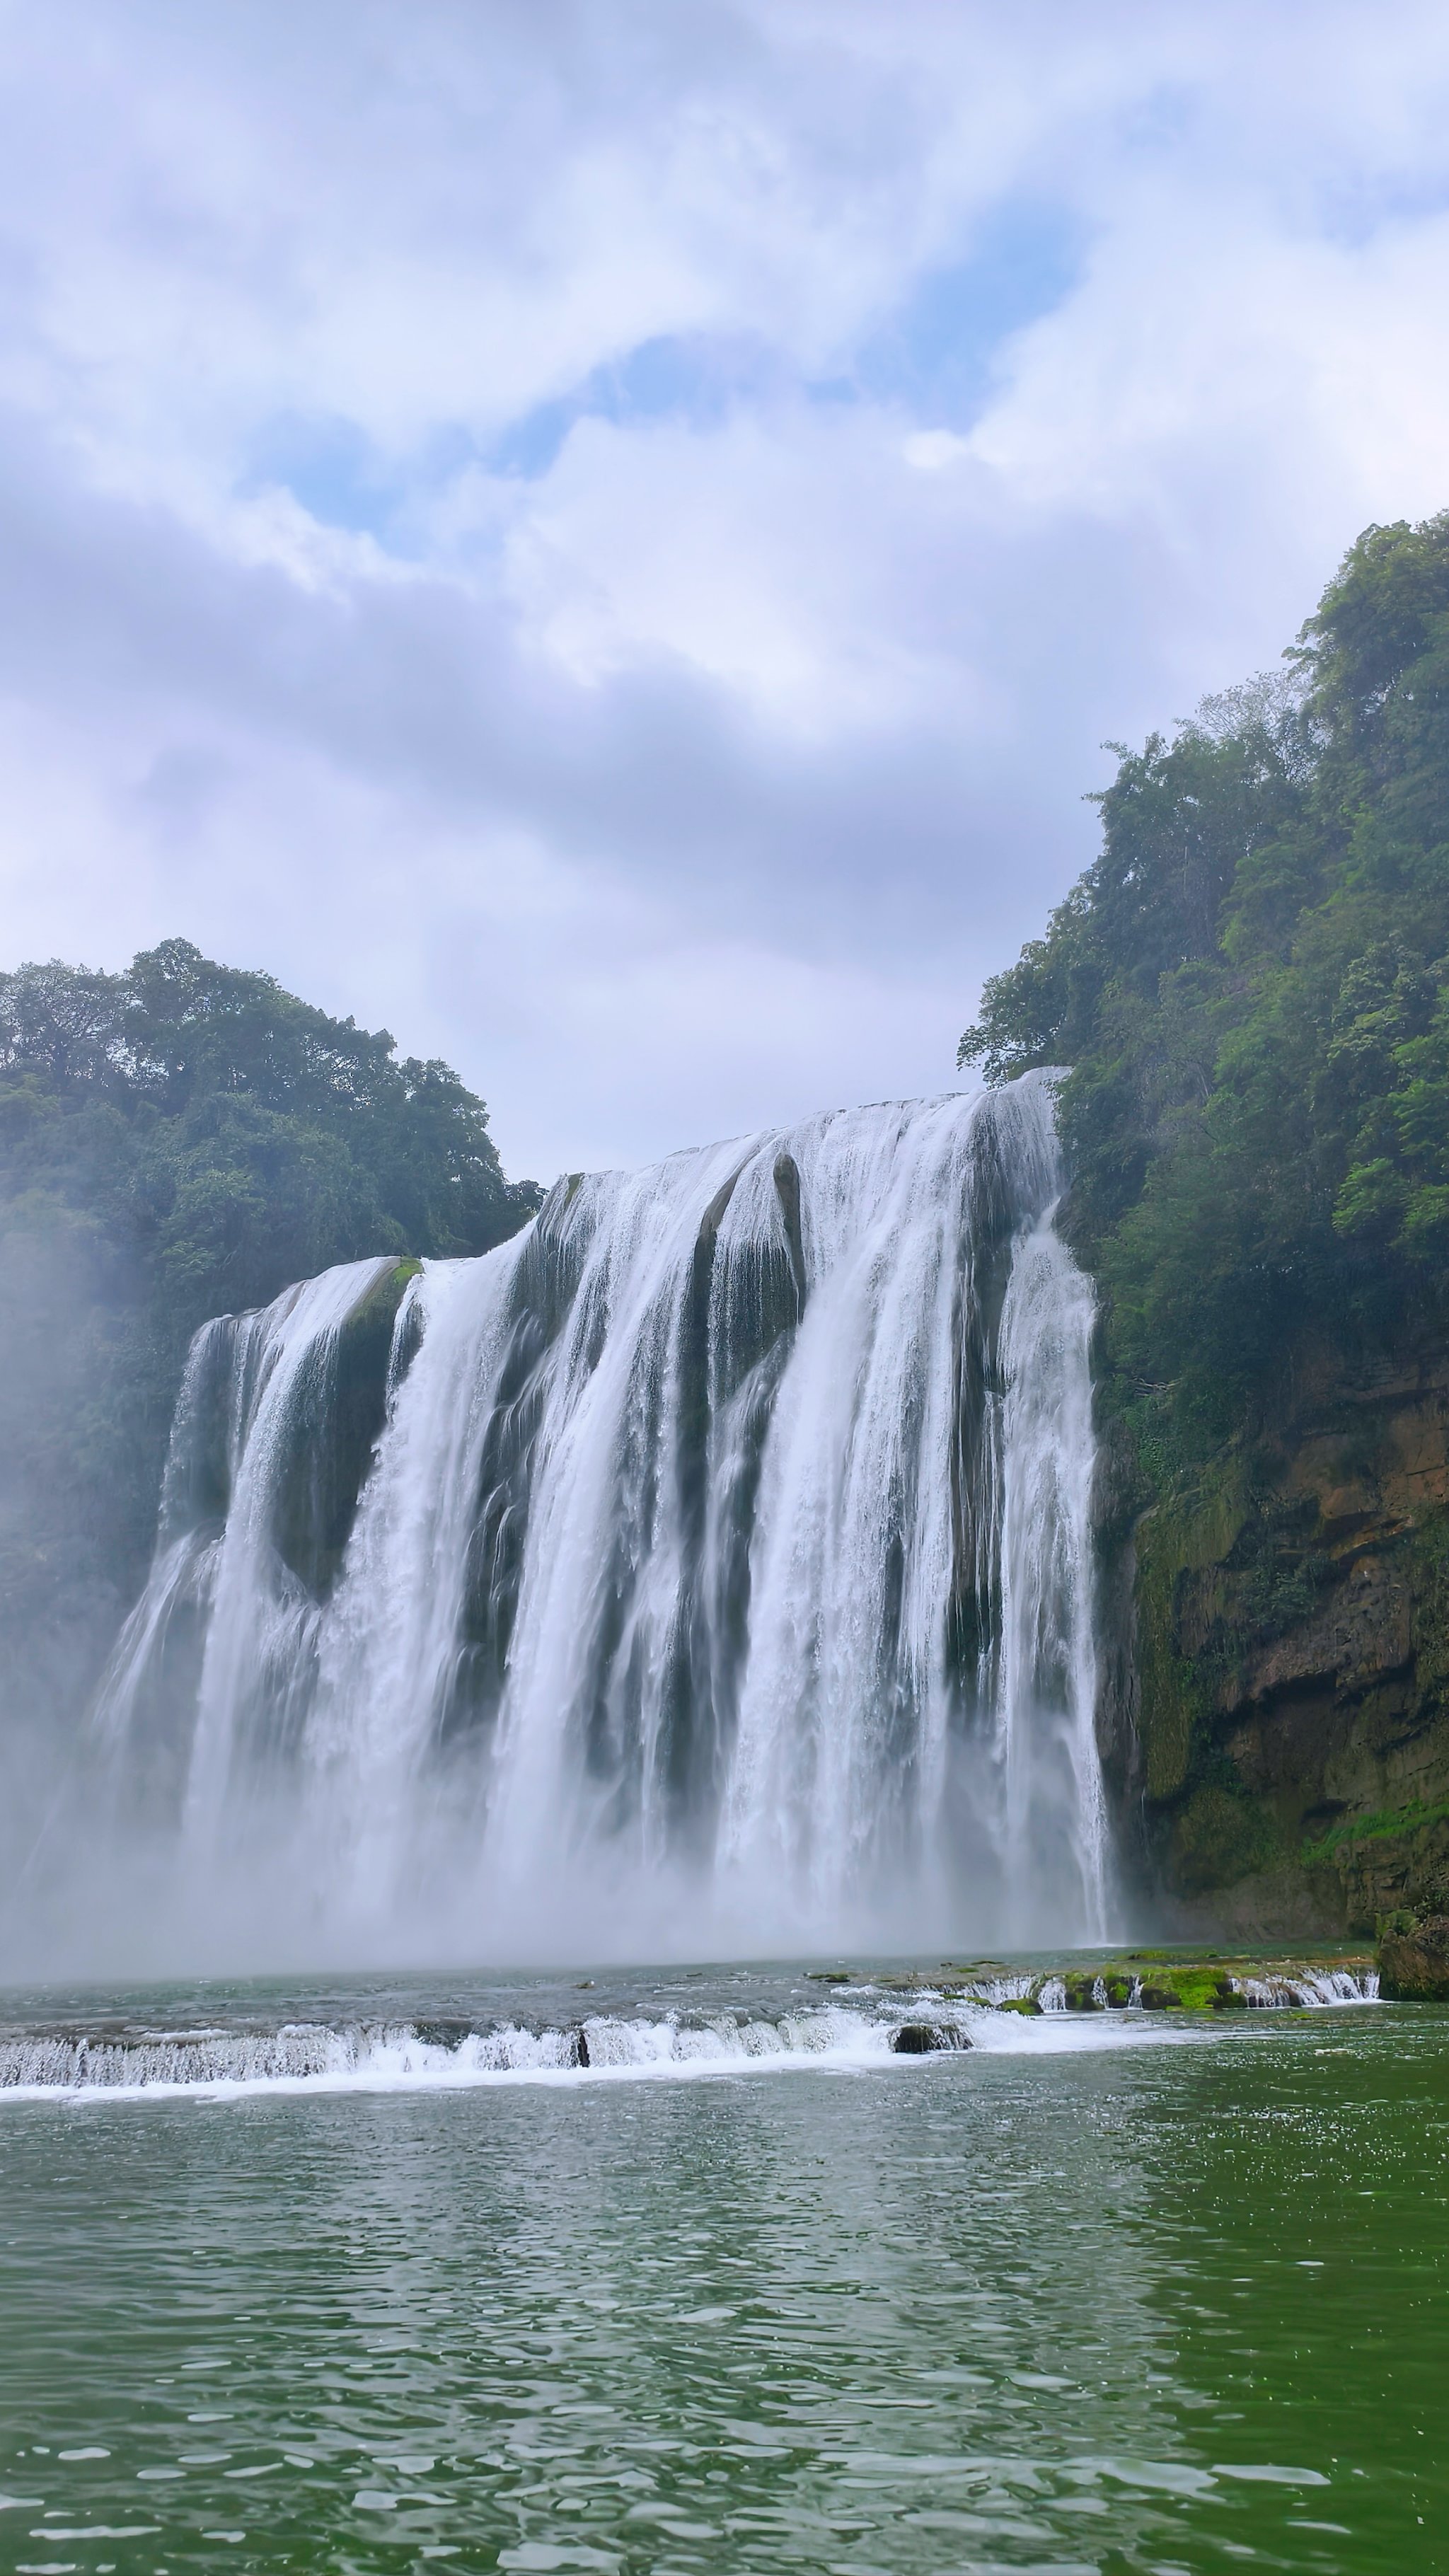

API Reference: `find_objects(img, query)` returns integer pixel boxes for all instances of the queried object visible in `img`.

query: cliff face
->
[1110,1340,1449,1934]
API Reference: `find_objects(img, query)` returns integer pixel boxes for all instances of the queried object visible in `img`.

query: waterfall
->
[91,1073,1112,1961]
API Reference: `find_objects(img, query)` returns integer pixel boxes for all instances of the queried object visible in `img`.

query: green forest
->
[962,511,1449,1452]
[0,940,539,1728]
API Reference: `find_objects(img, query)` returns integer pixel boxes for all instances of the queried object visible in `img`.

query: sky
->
[2,3,1449,1181]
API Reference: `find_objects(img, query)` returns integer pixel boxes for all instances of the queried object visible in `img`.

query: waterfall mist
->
[16,1073,1113,1975]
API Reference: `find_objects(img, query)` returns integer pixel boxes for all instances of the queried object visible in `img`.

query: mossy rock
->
[1169,1782,1283,1894]
[1378,1913,1449,2000]
[891,2023,971,2055]
[997,1994,1043,2016]
[1168,1970,1232,2011]
[1134,1462,1250,1800]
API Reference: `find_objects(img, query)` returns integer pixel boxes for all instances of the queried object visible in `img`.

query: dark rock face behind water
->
[1107,1336,1449,1936]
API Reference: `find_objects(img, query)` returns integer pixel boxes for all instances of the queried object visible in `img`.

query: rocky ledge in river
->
[812,1946,1382,2013]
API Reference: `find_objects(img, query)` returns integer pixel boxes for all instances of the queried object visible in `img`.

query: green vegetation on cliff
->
[962,514,1449,1438]
[0,939,539,1727]
[962,516,1449,1919]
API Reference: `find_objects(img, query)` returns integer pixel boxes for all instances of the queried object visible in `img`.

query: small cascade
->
[1231,1967,1381,2008]
[0,2009,914,2095]
[91,1073,1113,1959]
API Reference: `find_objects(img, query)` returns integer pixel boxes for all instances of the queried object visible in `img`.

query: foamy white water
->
[87,1074,1112,1964]
[0,1956,1379,2107]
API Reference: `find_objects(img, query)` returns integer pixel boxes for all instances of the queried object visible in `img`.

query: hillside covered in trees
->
[963,514,1449,1924]
[0,940,539,1750]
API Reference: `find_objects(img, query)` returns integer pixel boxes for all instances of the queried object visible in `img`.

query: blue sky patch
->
[847,200,1085,426]
[243,411,393,534]
[245,201,1083,539]
[239,415,482,548]
[490,332,782,479]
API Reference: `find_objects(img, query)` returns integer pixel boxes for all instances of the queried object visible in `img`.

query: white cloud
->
[1,0,1448,1174]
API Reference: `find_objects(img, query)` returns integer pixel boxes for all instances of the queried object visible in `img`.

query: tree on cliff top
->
[959,512,1449,1445]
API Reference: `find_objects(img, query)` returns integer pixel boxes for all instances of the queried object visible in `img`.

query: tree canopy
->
[959,514,1449,1447]
[0,940,539,1717]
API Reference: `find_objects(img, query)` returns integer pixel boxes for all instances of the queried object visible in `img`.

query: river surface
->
[0,1965,1443,2575]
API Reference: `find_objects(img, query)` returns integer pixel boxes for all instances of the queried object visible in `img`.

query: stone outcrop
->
[890,2023,971,2053]
[1378,1914,1449,2001]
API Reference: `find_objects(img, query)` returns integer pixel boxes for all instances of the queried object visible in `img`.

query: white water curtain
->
[95,1073,1112,1961]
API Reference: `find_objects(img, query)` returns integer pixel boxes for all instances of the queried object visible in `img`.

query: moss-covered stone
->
[891,2022,971,2054]
[1148,1968,1225,2010]
[1170,1781,1283,1894]
[1303,1798,1449,1869]
[973,1944,1370,2012]
[1134,1460,1250,1801]
[1378,1912,1449,1999]
[1116,1344,1449,1934]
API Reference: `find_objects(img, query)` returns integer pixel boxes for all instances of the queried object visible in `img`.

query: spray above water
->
[89,1073,1112,1964]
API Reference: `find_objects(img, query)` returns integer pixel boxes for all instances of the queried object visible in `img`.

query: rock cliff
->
[1106,1338,1449,1934]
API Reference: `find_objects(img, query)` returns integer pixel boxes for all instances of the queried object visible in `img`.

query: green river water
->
[0,1969,1444,2576]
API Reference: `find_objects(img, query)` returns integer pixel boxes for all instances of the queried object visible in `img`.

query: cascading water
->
[89,1072,1112,1962]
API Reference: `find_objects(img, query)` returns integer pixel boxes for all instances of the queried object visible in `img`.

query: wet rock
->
[273,1259,423,1600]
[413,2018,473,2050]
[572,2027,591,2068]
[1378,1912,1449,1999]
[1138,1985,1184,2010]
[773,1151,807,1315]
[890,2023,971,2055]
